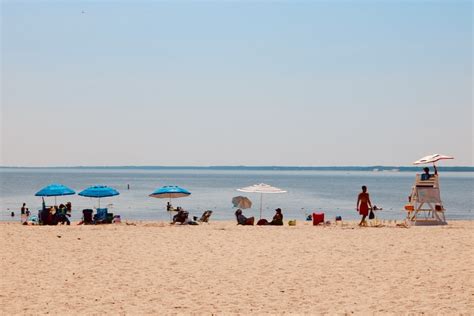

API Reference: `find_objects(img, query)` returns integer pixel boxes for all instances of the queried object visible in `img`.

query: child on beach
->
[357,186,372,226]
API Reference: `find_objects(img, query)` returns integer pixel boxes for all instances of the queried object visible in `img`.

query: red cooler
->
[312,213,324,225]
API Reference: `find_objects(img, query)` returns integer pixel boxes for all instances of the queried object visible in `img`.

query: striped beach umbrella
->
[237,183,286,219]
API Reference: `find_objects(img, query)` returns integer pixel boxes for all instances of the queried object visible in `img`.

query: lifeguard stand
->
[405,174,447,225]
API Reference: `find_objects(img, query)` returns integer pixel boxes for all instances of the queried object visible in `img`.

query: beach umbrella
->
[79,185,120,208]
[237,183,286,219]
[35,184,75,205]
[149,185,191,199]
[413,154,454,165]
[232,196,252,209]
[149,185,191,221]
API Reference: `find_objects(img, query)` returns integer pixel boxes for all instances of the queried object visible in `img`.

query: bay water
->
[1,168,472,222]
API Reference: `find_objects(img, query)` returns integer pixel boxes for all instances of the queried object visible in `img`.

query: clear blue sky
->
[1,1,472,166]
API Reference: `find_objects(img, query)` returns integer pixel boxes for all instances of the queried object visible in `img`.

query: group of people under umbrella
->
[30,182,287,225]
[34,184,120,225]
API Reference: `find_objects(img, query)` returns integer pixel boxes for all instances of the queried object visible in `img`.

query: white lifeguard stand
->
[405,174,446,225]
[404,154,453,226]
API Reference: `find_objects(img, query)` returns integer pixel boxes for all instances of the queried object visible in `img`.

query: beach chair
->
[94,208,111,224]
[82,209,94,225]
[198,210,213,223]
[405,174,446,225]
[39,208,56,225]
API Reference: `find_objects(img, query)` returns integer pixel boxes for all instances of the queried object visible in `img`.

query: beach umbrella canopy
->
[149,185,191,221]
[79,185,120,198]
[35,184,75,197]
[149,186,191,199]
[79,185,120,208]
[35,184,75,205]
[232,196,252,209]
[237,183,286,219]
[413,154,454,165]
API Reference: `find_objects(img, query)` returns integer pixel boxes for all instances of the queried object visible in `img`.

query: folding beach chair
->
[198,210,213,223]
[94,208,111,224]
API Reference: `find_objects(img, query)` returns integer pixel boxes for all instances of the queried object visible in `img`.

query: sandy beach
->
[1,220,473,315]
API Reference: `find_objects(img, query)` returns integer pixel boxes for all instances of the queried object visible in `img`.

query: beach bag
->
[288,220,296,226]
[369,209,375,220]
[257,219,268,226]
[312,213,324,225]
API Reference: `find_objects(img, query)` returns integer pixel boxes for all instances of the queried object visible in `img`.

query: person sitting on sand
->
[421,165,437,181]
[268,208,284,225]
[172,207,189,224]
[235,209,254,225]
[357,186,372,227]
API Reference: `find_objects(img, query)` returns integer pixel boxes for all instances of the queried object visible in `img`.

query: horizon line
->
[1,165,473,171]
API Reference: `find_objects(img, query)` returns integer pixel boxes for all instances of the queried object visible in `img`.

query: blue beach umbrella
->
[149,185,191,199]
[35,184,75,205]
[149,185,191,220]
[79,185,120,208]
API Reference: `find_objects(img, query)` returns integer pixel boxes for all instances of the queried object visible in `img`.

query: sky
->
[1,1,472,167]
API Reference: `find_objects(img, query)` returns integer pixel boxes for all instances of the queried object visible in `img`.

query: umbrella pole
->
[169,198,172,222]
[260,193,263,219]
[54,196,57,206]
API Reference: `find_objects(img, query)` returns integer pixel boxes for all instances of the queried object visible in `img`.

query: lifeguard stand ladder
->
[405,175,447,226]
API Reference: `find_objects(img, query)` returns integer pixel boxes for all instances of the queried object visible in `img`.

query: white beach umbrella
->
[413,154,454,165]
[237,183,287,219]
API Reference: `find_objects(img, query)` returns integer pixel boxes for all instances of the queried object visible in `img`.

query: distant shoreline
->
[1,166,473,172]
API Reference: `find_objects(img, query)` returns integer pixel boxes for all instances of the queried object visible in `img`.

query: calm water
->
[0,168,472,222]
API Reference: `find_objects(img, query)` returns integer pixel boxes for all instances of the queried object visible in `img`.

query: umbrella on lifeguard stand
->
[413,154,454,166]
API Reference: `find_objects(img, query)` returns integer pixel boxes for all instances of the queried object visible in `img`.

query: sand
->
[1,220,473,315]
